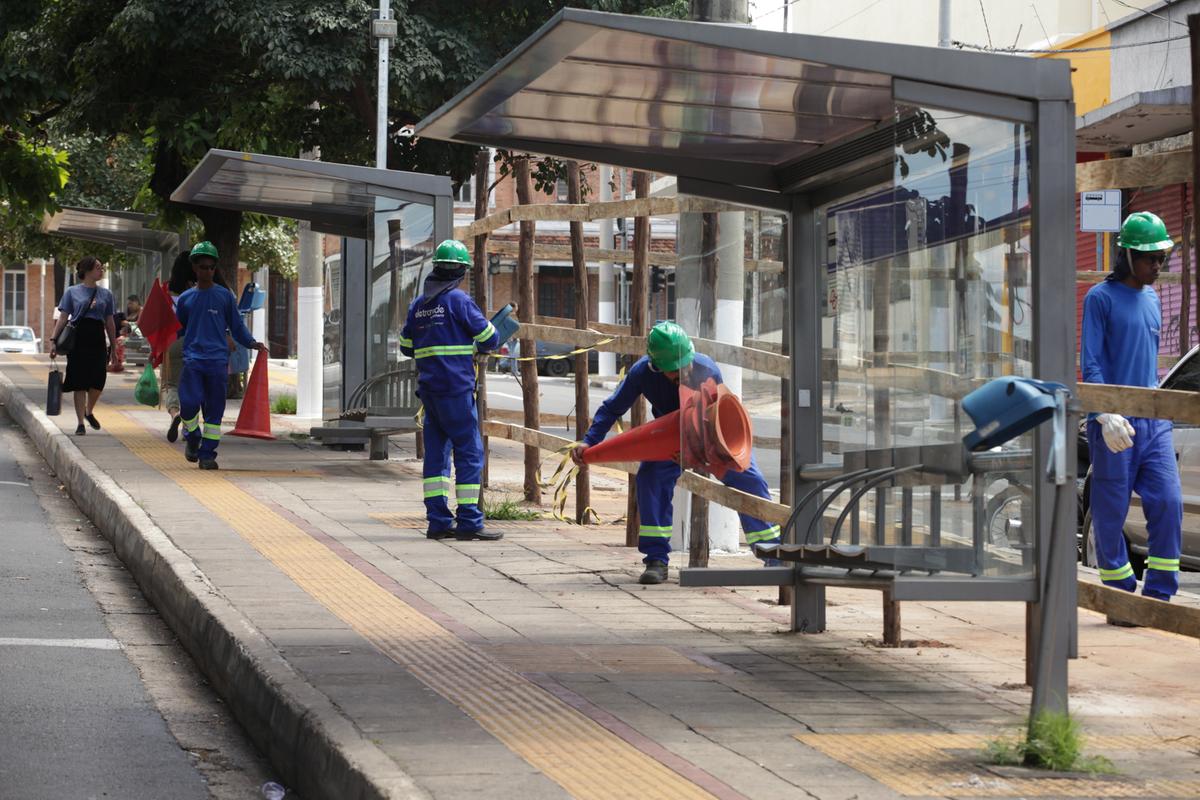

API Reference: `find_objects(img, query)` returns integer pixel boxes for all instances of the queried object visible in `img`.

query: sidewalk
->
[3,352,1200,799]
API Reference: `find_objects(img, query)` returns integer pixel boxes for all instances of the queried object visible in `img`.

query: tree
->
[2,0,685,274]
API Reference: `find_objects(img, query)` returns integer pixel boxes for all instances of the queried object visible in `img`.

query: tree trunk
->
[566,162,591,523]
[515,158,541,503]
[190,205,243,286]
[471,150,491,488]
[626,171,651,547]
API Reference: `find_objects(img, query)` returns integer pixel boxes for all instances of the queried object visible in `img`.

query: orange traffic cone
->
[583,378,753,479]
[229,354,274,440]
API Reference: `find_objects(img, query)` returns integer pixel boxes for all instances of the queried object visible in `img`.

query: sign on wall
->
[1080,190,1122,233]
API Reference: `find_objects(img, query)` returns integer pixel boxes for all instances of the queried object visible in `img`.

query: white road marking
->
[0,480,30,487]
[488,392,525,401]
[0,637,122,650]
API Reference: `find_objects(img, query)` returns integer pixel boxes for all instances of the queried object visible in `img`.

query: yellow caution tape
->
[488,337,616,363]
[533,443,625,526]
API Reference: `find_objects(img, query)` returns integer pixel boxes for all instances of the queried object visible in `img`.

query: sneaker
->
[85,413,100,430]
[198,459,219,471]
[167,415,181,443]
[639,560,668,585]
[184,438,200,463]
[426,529,455,540]
[455,528,503,541]
[75,424,86,436]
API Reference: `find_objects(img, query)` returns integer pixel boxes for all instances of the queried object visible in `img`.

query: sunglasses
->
[1139,252,1168,264]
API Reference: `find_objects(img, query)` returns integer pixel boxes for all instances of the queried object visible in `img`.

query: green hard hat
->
[433,239,471,267]
[646,321,694,372]
[189,240,219,262]
[1117,211,1173,252]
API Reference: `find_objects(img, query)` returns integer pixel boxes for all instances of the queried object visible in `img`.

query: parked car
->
[0,325,40,354]
[1079,344,1200,573]
[497,340,597,377]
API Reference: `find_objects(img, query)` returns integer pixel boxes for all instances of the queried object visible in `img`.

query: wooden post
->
[688,212,719,568]
[883,591,901,646]
[515,157,541,503]
[471,150,491,488]
[1191,14,1200,357]
[626,171,650,547]
[1182,208,1192,357]
[566,161,591,523]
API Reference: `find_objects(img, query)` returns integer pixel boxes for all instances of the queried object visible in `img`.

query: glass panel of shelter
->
[814,104,1036,578]
[366,197,435,413]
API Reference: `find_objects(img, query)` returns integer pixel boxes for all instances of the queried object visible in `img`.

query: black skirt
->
[62,318,109,393]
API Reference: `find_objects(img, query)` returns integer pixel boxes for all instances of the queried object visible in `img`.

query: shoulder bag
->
[55,286,99,354]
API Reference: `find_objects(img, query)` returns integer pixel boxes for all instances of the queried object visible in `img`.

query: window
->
[1163,349,1200,392]
[3,271,26,326]
[555,179,568,202]
[453,179,473,204]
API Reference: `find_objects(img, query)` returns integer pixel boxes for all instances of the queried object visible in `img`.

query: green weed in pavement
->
[984,711,1115,773]
[483,496,542,521]
[271,394,297,414]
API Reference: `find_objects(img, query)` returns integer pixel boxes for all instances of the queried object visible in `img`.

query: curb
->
[0,371,427,800]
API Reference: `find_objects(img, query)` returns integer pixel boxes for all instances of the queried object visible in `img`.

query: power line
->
[978,0,994,48]
[820,0,888,35]
[953,32,1188,53]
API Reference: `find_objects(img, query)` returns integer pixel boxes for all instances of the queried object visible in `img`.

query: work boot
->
[198,459,219,471]
[184,438,200,463]
[167,415,181,443]
[455,528,503,541]
[426,528,455,540]
[639,560,668,585]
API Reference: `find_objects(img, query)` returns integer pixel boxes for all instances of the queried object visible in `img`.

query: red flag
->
[138,278,179,367]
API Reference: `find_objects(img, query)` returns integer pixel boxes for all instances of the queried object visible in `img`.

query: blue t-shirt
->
[175,285,256,364]
[57,284,115,323]
[1081,279,1161,393]
[583,353,724,446]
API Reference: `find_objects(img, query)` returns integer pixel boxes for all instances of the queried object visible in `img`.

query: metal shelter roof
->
[415,9,1072,195]
[42,207,179,253]
[171,150,453,239]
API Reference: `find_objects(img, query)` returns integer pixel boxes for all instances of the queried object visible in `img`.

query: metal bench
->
[311,368,420,460]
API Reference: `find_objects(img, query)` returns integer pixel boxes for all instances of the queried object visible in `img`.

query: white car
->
[0,326,40,354]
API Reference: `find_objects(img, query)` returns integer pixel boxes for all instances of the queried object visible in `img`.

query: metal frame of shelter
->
[42,206,182,304]
[171,150,453,419]
[416,9,1079,713]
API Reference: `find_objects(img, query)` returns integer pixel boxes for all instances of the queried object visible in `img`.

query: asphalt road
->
[0,408,277,799]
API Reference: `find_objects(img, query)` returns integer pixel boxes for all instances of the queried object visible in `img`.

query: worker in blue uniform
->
[400,240,500,541]
[571,321,781,585]
[175,241,267,470]
[1081,211,1181,603]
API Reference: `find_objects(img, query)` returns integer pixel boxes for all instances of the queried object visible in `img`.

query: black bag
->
[55,286,99,355]
[46,362,62,416]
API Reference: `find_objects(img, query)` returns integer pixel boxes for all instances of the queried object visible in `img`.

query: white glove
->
[1096,413,1135,453]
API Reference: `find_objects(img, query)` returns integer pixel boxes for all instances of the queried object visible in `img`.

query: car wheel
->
[985,485,1030,548]
[546,359,570,378]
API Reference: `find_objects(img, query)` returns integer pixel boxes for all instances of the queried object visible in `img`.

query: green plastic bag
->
[134,363,160,407]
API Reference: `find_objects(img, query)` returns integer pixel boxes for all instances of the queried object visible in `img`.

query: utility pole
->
[681,0,749,565]
[297,146,324,421]
[938,0,951,48]
[597,166,617,376]
[372,0,397,168]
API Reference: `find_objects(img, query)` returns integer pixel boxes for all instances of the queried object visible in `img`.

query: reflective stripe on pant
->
[421,392,484,532]
[1087,417,1182,599]
[635,455,780,565]
[179,359,228,461]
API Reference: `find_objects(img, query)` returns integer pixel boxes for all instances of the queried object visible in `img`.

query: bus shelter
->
[171,150,453,423]
[415,9,1078,711]
[42,206,181,302]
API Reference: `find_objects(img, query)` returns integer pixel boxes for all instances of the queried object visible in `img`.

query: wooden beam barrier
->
[1077,578,1200,638]
[1076,149,1192,193]
[483,238,783,273]
[1077,383,1200,425]
[1078,270,1180,284]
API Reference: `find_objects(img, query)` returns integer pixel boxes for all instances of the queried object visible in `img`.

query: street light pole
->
[373,0,397,169]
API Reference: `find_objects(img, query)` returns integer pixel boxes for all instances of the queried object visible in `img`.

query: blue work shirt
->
[1081,280,1161,390]
[175,285,256,364]
[400,288,499,397]
[57,284,115,322]
[583,353,723,446]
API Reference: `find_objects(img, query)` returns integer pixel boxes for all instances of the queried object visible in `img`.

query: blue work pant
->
[636,456,780,565]
[1088,417,1181,600]
[422,392,485,533]
[179,359,228,461]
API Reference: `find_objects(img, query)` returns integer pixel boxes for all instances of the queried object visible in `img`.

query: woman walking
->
[48,257,119,436]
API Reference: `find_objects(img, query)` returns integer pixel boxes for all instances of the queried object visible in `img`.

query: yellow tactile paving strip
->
[92,407,718,800]
[797,733,1200,797]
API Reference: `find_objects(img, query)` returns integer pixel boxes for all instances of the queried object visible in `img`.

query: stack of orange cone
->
[229,355,274,440]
